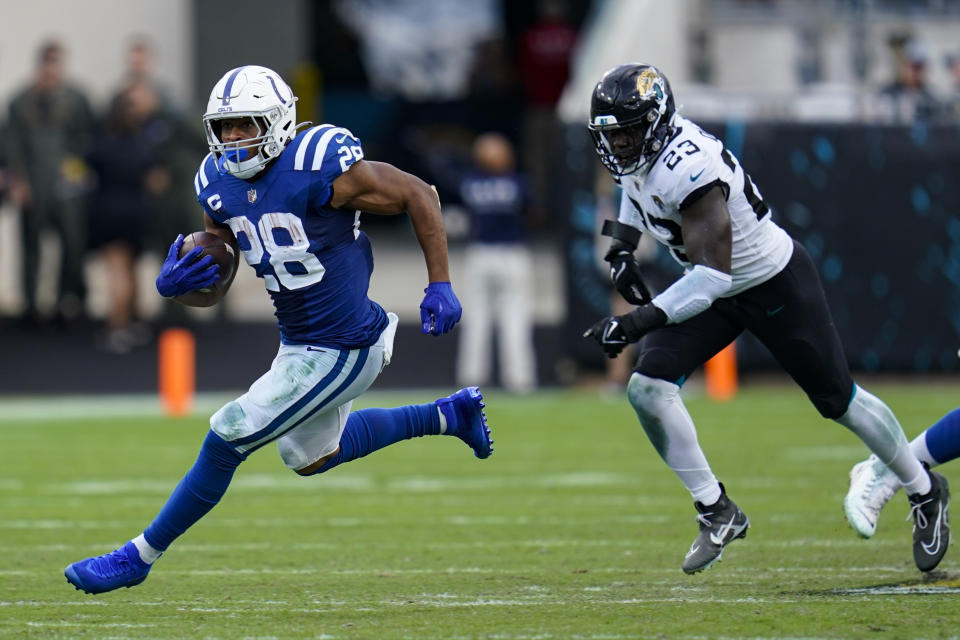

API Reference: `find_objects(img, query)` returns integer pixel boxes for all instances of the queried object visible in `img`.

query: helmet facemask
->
[590,107,668,176]
[204,109,285,179]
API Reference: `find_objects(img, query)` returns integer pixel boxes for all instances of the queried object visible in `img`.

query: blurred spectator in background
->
[332,0,512,210]
[943,50,960,121]
[126,38,153,81]
[456,132,536,394]
[468,27,517,102]
[113,37,175,113]
[335,0,501,102]
[113,39,207,261]
[518,0,577,224]
[111,36,208,326]
[872,35,939,123]
[0,123,8,206]
[5,40,95,324]
[85,79,174,353]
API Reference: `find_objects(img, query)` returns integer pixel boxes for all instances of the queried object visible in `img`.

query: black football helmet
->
[588,63,676,176]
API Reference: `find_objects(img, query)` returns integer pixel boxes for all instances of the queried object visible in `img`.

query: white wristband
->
[652,264,732,324]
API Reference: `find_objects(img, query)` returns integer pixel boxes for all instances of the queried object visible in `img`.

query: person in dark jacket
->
[86,79,176,352]
[6,40,95,323]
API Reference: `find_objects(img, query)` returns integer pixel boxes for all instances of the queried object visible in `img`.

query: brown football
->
[173,231,236,307]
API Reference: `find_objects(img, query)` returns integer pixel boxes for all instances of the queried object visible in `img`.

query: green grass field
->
[1,381,958,639]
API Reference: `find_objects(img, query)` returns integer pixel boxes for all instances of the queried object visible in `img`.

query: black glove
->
[604,240,652,305]
[583,304,668,358]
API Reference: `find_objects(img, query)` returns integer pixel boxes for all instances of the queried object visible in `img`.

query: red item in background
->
[519,19,578,107]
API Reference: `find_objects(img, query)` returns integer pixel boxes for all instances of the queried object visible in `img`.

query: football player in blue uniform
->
[582,63,948,573]
[64,66,493,594]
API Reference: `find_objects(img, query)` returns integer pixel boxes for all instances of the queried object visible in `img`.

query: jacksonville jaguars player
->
[64,65,493,594]
[845,407,959,540]
[582,63,949,573]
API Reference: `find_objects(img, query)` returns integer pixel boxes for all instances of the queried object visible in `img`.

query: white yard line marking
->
[0,601,110,606]
[25,621,156,628]
[0,532,907,552]
[431,636,639,640]
[25,471,650,498]
[0,565,912,580]
[45,473,374,496]
[386,472,638,492]
[0,520,142,530]
[3,595,808,612]
[0,393,233,423]
[831,584,960,595]
[0,391,468,423]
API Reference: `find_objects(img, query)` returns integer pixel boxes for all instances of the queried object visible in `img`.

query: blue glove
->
[420,281,462,336]
[156,234,221,298]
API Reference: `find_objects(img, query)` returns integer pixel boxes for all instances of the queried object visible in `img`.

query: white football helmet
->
[203,65,298,179]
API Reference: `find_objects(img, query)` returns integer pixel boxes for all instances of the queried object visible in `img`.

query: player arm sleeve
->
[653,176,733,323]
[651,264,732,324]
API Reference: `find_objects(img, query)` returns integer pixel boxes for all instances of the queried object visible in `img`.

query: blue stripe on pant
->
[238,347,370,456]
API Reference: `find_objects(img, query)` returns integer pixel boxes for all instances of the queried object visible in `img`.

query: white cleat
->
[844,454,901,538]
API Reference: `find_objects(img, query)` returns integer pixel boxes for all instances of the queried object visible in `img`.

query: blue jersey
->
[193,124,388,348]
[459,171,529,245]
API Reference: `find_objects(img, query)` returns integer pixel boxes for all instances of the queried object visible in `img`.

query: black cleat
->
[908,466,950,572]
[681,484,749,574]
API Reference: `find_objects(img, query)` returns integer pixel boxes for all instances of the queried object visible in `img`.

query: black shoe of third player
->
[681,483,749,574]
[908,466,950,572]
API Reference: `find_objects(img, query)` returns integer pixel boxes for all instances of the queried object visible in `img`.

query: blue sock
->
[925,408,960,465]
[143,431,246,551]
[312,403,441,474]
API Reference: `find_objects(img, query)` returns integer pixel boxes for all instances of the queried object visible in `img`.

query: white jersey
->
[616,114,793,296]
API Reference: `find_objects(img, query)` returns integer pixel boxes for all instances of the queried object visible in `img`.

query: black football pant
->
[634,240,854,419]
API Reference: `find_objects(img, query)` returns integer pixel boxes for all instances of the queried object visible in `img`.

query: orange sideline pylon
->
[159,328,195,416]
[705,341,738,401]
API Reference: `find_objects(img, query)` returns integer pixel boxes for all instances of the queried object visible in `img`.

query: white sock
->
[910,432,939,467]
[627,373,721,505]
[437,407,447,434]
[689,477,723,506]
[900,464,932,497]
[835,386,930,495]
[132,534,162,564]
